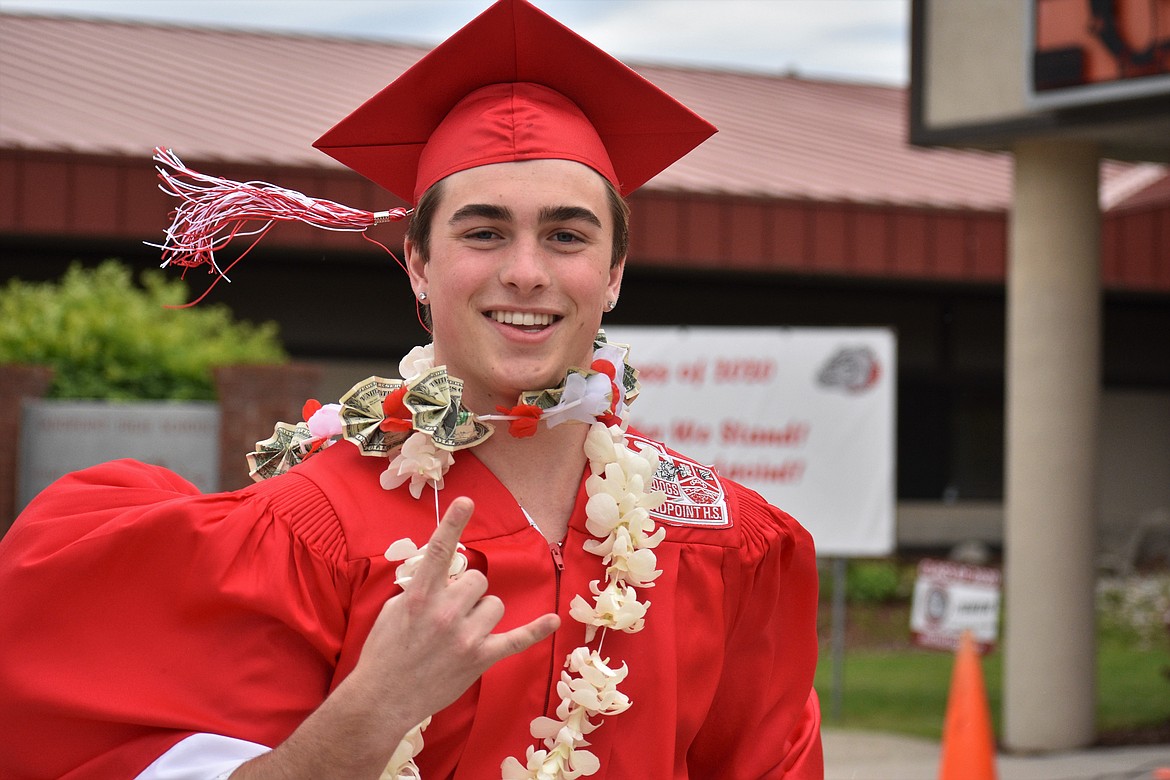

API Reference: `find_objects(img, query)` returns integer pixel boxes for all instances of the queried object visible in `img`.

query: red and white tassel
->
[148,147,409,295]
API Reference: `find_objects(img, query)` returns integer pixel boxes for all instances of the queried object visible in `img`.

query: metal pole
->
[830,556,847,722]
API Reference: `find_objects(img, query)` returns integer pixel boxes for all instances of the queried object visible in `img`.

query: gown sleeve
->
[685,484,824,778]
[133,733,270,780]
[0,459,357,780]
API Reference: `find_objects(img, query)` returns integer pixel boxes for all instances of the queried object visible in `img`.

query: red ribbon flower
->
[497,403,543,438]
[297,399,327,456]
[380,385,413,433]
[590,359,622,416]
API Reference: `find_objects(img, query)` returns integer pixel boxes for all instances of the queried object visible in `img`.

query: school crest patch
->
[625,433,732,529]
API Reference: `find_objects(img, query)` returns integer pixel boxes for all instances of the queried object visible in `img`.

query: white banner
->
[607,326,896,557]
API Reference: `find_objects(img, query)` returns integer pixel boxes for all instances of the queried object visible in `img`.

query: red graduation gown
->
[0,434,822,779]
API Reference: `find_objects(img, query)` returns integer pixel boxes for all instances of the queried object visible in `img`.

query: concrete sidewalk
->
[823,728,1170,780]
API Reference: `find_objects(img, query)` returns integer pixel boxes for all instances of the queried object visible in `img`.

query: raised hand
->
[358,496,561,725]
[233,497,560,779]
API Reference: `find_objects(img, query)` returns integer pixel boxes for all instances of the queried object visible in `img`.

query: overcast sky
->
[0,0,910,84]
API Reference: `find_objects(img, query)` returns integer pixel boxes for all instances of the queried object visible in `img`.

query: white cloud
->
[569,0,907,82]
[0,0,908,83]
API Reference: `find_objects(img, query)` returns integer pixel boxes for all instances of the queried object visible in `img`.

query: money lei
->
[247,333,639,480]
[246,333,667,779]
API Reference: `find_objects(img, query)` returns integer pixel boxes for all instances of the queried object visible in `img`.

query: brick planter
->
[213,363,322,492]
[1,363,322,534]
[0,364,54,535]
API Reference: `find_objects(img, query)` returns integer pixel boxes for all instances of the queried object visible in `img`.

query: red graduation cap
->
[152,0,715,300]
[313,0,716,204]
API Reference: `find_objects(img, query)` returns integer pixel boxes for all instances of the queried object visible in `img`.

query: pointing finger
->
[480,613,561,667]
[410,497,474,594]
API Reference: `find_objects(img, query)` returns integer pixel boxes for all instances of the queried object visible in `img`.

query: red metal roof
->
[0,14,426,167]
[3,12,1164,213]
[1,12,1167,293]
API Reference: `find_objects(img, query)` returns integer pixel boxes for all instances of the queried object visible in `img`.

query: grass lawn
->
[814,605,1170,743]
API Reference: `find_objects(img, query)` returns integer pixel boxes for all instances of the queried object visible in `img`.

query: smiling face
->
[405,159,625,412]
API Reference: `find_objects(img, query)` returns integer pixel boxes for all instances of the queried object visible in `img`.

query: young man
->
[0,2,822,778]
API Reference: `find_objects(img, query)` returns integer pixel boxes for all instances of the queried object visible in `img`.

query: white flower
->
[305,402,343,439]
[562,648,632,716]
[502,744,600,780]
[379,717,430,780]
[502,744,599,780]
[504,648,624,779]
[380,432,455,499]
[582,492,620,536]
[543,373,612,429]
[583,422,625,474]
[569,580,650,642]
[500,747,547,780]
[583,507,666,558]
[528,711,598,745]
[398,343,435,382]
[583,470,667,553]
[621,446,660,486]
[384,538,468,587]
[602,530,661,588]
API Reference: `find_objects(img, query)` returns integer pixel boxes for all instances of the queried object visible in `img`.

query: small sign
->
[910,558,1002,653]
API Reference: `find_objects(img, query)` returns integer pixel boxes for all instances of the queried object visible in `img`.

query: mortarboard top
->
[313,0,717,204]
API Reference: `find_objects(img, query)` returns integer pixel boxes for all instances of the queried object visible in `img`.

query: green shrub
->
[819,559,916,605]
[0,260,286,400]
[847,560,909,604]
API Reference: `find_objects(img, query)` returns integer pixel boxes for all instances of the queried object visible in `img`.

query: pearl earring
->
[417,291,428,303]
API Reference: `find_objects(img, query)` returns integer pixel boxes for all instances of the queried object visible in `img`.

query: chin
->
[503,360,575,394]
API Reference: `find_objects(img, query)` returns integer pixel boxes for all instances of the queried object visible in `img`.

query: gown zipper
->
[521,508,566,717]
[543,538,565,715]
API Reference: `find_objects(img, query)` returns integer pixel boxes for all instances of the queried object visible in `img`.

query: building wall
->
[1098,389,1170,523]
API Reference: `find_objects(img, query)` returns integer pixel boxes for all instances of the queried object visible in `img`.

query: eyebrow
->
[447,203,602,229]
[449,203,513,225]
[540,205,602,229]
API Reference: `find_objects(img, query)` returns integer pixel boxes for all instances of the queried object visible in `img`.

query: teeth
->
[490,311,553,327]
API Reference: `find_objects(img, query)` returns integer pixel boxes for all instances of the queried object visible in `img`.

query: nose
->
[498,236,550,294]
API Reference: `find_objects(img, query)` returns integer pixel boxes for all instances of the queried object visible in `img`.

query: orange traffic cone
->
[938,630,997,780]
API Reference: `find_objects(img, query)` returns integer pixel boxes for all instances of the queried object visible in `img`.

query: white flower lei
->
[247,335,667,779]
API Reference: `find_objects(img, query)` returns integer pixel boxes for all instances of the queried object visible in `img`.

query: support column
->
[1003,139,1100,751]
